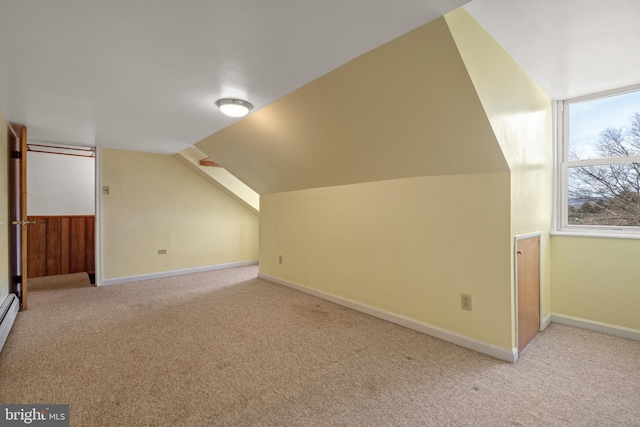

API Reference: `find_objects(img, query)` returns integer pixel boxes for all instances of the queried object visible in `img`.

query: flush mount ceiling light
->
[215,98,253,117]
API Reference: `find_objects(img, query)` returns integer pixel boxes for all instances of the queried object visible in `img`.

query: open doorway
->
[25,143,96,292]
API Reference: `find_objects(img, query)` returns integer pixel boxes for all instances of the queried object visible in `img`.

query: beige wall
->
[551,237,640,331]
[447,9,553,346]
[102,148,258,280]
[0,112,9,302]
[260,173,514,349]
[254,10,553,352]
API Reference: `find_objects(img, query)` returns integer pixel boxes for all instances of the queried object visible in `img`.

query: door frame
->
[24,141,102,286]
[94,147,103,285]
[8,124,29,310]
[514,232,542,352]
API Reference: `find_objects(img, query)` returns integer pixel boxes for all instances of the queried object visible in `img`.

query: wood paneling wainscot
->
[27,216,95,278]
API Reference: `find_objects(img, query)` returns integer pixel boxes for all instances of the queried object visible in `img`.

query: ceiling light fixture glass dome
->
[215,98,253,117]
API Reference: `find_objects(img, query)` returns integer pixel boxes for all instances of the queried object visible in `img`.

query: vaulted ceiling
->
[0,0,638,171]
[196,15,509,194]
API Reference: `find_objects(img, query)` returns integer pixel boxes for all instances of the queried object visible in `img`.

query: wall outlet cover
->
[461,294,472,311]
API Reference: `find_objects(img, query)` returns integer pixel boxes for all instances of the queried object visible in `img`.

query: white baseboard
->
[551,314,640,341]
[101,260,259,286]
[540,313,552,331]
[258,273,518,363]
[0,294,19,353]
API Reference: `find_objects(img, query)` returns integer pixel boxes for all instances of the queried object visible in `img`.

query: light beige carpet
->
[0,265,639,426]
[28,272,92,292]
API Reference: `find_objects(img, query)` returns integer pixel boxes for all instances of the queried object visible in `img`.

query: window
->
[556,86,640,236]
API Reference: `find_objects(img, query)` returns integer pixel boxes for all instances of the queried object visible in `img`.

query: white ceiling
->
[0,0,468,153]
[466,0,640,100]
[0,0,638,155]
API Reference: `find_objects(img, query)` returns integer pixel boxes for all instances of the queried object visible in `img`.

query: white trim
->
[95,147,103,286]
[514,231,543,240]
[540,313,552,331]
[555,85,640,238]
[560,161,569,230]
[566,155,640,167]
[552,100,563,232]
[565,82,640,104]
[258,273,518,363]
[0,294,19,352]
[551,230,640,240]
[551,314,640,341]
[101,260,258,286]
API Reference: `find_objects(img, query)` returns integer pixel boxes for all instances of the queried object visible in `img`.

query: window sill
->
[550,230,640,240]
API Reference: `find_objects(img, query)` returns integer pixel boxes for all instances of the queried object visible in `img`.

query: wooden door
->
[516,235,540,351]
[8,125,30,310]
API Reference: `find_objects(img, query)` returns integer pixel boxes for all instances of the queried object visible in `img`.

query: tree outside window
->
[562,88,640,232]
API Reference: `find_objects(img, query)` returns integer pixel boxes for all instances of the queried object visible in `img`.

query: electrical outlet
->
[158,249,167,255]
[461,294,472,311]
[278,255,283,264]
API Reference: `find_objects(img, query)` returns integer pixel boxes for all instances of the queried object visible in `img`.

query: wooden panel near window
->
[27,216,95,278]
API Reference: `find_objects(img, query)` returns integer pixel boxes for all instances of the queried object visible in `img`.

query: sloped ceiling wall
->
[196,16,508,195]
[446,8,553,348]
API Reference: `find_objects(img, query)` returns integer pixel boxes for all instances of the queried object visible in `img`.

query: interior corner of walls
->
[550,236,640,333]
[445,5,552,164]
[101,149,259,279]
[102,260,258,286]
[550,314,640,342]
[541,313,552,331]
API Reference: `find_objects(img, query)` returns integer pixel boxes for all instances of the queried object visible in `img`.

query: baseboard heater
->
[0,294,19,353]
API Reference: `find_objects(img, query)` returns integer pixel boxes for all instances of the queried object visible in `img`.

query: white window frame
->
[553,84,640,239]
